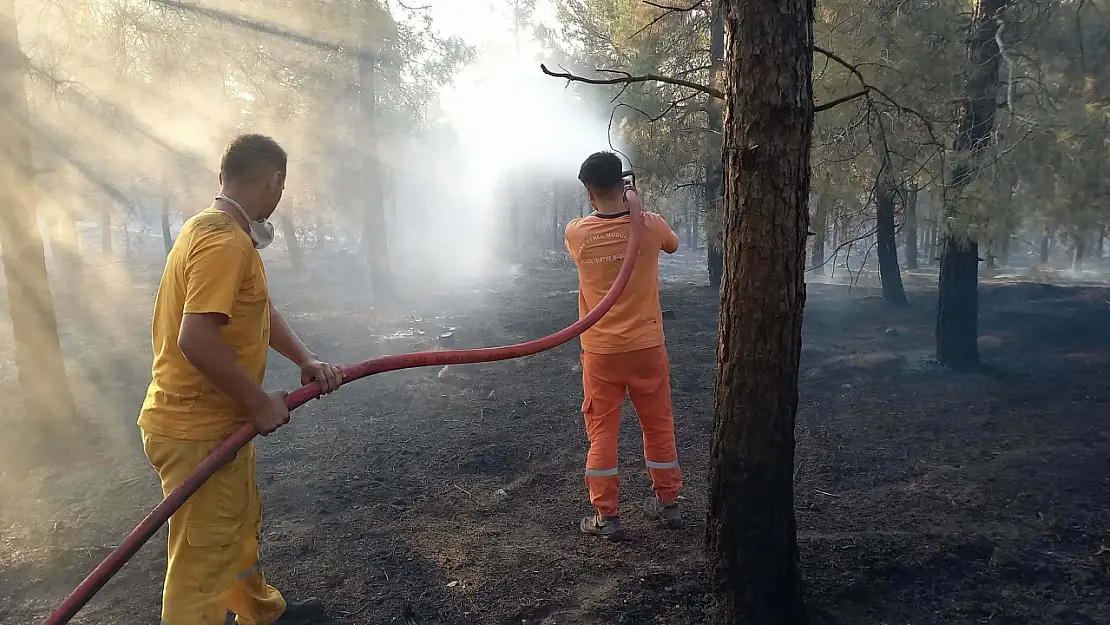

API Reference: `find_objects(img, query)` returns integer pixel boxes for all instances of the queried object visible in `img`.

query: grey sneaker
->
[580,513,624,539]
[644,496,682,528]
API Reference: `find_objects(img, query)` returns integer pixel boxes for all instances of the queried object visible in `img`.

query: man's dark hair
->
[220,134,287,183]
[578,151,623,193]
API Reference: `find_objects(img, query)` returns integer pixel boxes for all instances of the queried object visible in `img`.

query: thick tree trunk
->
[810,199,827,274]
[876,166,907,305]
[0,0,77,426]
[357,45,394,303]
[282,213,304,271]
[936,0,1008,371]
[705,3,726,290]
[904,185,919,269]
[707,1,812,623]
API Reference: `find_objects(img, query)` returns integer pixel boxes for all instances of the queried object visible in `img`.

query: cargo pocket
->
[184,462,246,593]
[581,394,593,415]
[185,519,243,594]
[186,447,250,539]
[187,519,242,547]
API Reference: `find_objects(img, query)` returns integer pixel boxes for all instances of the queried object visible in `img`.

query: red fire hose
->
[43,187,643,625]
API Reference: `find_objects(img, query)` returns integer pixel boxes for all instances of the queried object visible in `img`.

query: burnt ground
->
[1,248,1109,625]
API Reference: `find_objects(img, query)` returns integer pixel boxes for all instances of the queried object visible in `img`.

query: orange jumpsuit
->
[565,210,682,517]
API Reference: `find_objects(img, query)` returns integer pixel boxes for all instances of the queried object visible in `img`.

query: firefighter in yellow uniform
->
[138,135,342,625]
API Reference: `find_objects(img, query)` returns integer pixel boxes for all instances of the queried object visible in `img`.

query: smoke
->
[387,18,622,285]
[0,0,628,556]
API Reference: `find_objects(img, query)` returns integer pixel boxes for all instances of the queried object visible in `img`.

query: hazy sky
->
[416,0,558,50]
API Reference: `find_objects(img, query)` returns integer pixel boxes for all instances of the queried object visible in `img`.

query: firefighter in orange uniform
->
[564,151,683,538]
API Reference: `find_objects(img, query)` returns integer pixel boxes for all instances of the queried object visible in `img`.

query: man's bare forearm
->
[269,304,315,366]
[179,318,268,410]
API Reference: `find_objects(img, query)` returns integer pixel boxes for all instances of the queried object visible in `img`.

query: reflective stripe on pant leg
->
[582,351,625,517]
[625,346,683,505]
[227,442,286,625]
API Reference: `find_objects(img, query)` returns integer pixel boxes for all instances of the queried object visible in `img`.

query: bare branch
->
[628,0,708,40]
[643,0,705,10]
[815,89,869,113]
[539,63,723,99]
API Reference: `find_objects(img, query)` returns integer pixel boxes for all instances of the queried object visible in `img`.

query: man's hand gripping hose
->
[43,181,644,625]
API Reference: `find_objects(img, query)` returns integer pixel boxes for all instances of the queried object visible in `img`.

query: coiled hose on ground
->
[42,186,644,625]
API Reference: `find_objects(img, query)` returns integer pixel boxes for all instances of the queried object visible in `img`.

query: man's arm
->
[178,241,288,434]
[656,214,680,254]
[564,219,579,260]
[180,313,270,410]
[270,304,342,393]
[269,304,315,366]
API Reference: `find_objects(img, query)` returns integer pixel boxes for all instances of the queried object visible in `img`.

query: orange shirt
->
[565,210,679,354]
[138,209,271,441]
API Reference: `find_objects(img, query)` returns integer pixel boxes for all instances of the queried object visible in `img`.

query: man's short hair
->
[220,134,287,183]
[578,151,623,193]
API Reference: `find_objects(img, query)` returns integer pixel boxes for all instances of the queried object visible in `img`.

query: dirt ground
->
[1,246,1109,625]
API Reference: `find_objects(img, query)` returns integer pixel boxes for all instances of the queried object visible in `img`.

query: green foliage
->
[543,0,1110,261]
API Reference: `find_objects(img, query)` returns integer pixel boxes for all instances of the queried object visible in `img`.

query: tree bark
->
[357,44,394,303]
[875,164,907,305]
[707,1,812,623]
[936,0,1008,371]
[810,198,827,274]
[705,2,725,290]
[904,185,919,270]
[0,0,77,426]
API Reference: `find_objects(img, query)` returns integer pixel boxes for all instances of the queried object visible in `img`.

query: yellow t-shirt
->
[137,208,271,441]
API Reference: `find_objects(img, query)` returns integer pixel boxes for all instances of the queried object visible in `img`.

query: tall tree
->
[874,147,908,305]
[707,0,812,623]
[935,0,1009,371]
[705,2,725,290]
[0,0,77,426]
[358,40,395,303]
[904,184,919,270]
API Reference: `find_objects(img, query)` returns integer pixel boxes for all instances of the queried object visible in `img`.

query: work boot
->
[644,496,682,529]
[580,513,624,540]
[273,598,325,624]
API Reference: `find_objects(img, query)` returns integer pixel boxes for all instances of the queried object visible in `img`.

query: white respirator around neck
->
[216,195,274,250]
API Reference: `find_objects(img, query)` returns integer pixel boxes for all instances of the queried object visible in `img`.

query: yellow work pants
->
[141,429,286,625]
